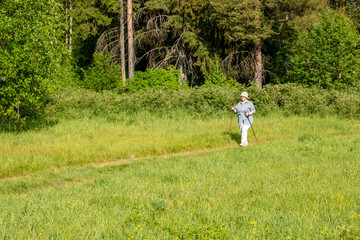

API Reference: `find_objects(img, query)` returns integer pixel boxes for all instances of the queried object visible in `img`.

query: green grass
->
[1,111,359,179]
[0,111,231,178]
[0,112,359,239]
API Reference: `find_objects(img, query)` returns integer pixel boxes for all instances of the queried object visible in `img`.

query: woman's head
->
[240,92,248,101]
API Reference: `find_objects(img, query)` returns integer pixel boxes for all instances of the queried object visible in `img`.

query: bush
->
[126,66,183,92]
[81,53,123,92]
[45,84,360,120]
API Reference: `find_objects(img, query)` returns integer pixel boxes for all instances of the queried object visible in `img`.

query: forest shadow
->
[0,118,59,133]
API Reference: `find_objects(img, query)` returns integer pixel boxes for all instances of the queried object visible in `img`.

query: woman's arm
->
[245,102,256,116]
[231,106,237,113]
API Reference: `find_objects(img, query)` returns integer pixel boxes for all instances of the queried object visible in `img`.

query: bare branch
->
[135,46,170,65]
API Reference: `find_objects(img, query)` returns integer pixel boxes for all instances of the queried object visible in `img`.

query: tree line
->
[1,0,360,126]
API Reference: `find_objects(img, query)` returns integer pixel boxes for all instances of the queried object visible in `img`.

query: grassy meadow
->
[0,112,360,239]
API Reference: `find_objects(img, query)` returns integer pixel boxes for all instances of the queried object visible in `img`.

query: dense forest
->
[1,0,360,126]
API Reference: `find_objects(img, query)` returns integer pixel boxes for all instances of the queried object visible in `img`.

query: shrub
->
[45,84,360,120]
[81,53,123,92]
[126,66,183,92]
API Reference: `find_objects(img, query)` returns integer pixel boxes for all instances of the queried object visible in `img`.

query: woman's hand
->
[231,107,237,113]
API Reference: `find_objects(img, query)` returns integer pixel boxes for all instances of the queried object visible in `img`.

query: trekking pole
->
[247,115,259,144]
[228,112,233,144]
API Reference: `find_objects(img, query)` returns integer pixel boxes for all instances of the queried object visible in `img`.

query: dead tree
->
[95,27,122,61]
[95,12,194,85]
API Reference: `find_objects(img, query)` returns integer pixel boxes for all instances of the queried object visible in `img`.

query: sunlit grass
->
[0,126,359,239]
[1,111,359,178]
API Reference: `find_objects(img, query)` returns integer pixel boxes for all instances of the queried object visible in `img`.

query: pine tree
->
[127,0,135,79]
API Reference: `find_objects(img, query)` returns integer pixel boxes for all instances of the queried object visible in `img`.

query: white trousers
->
[240,124,251,145]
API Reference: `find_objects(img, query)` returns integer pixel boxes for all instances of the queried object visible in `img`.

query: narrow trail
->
[0,144,242,195]
[0,144,238,182]
[92,144,237,167]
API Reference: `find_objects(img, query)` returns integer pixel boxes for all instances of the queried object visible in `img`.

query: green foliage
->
[204,58,238,87]
[71,0,113,41]
[209,0,273,44]
[126,66,183,92]
[0,0,66,128]
[289,9,360,90]
[81,53,122,92]
[63,0,117,69]
[182,31,213,79]
[263,1,328,84]
[248,83,360,118]
[46,84,360,121]
[142,0,215,85]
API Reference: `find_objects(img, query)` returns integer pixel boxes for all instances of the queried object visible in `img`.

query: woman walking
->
[231,92,256,147]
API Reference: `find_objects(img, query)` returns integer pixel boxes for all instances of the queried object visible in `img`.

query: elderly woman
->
[231,92,256,147]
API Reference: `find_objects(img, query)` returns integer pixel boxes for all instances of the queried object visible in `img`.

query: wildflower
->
[286,237,291,239]
[250,221,256,225]
[309,227,312,230]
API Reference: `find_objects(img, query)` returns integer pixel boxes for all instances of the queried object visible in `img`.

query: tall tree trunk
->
[69,0,73,53]
[254,3,262,89]
[127,0,135,79]
[254,39,262,89]
[65,1,69,47]
[16,94,20,121]
[178,62,187,85]
[178,53,187,85]
[119,0,126,86]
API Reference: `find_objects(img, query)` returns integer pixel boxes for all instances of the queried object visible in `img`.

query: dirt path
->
[0,144,238,182]
[91,144,237,168]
